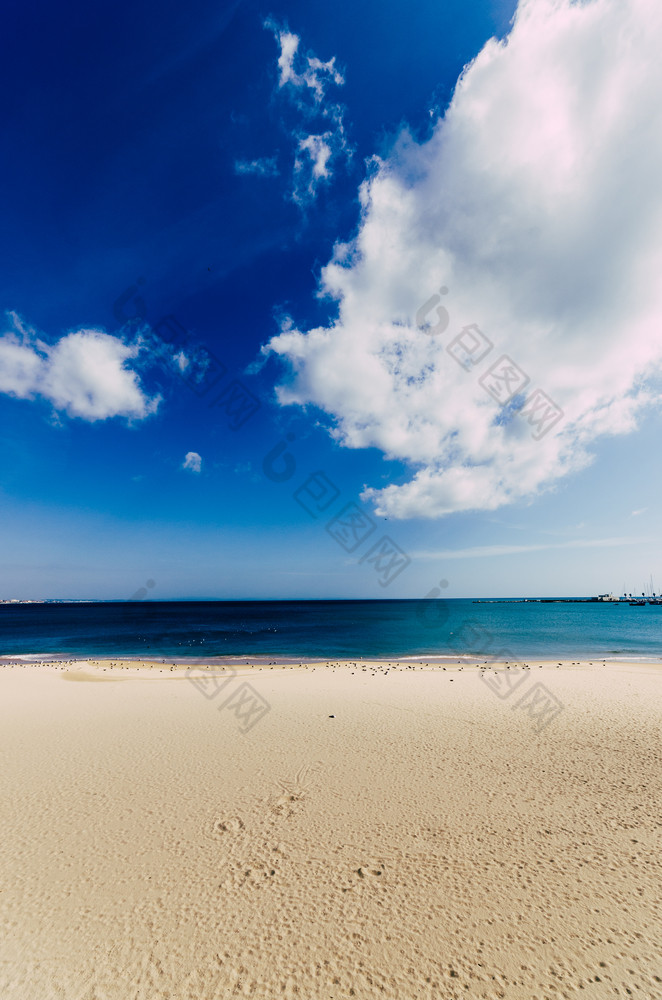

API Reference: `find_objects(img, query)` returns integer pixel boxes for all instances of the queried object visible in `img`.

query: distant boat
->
[629,599,646,606]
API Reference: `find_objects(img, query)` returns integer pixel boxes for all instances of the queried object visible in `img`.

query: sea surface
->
[1,599,661,660]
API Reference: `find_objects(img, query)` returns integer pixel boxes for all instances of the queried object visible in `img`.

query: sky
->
[2,0,662,600]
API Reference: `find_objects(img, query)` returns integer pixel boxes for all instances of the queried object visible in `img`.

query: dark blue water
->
[1,599,661,660]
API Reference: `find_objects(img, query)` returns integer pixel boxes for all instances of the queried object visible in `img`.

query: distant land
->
[0,595,649,605]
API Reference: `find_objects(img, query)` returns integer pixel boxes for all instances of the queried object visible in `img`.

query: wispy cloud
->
[234,156,280,177]
[265,21,344,99]
[263,19,351,206]
[412,537,656,561]
[294,133,334,201]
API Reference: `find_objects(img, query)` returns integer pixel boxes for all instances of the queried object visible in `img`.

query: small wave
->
[0,652,65,662]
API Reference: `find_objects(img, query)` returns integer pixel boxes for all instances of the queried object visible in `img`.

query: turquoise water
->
[1,599,661,660]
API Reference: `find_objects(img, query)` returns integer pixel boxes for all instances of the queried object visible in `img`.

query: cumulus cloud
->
[182,451,202,473]
[0,312,160,421]
[264,0,662,518]
[263,19,350,205]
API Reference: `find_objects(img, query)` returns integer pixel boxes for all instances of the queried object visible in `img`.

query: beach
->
[1,658,660,999]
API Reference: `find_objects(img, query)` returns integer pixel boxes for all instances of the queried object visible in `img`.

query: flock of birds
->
[0,657,605,672]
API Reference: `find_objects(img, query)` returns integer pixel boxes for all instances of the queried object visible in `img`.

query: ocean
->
[1,599,661,660]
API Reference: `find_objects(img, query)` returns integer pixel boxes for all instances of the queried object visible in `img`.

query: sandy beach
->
[1,657,660,999]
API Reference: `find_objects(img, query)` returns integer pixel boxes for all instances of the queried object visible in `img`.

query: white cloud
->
[264,0,662,518]
[291,124,348,205]
[142,332,217,390]
[264,20,350,205]
[182,451,202,473]
[265,22,344,99]
[293,133,334,202]
[0,312,160,421]
[275,28,299,87]
[0,333,43,398]
[234,156,280,177]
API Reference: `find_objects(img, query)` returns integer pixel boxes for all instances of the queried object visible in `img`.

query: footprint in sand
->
[355,859,387,879]
[269,762,322,820]
[213,816,244,835]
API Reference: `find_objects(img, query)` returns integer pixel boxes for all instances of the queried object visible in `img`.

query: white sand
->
[0,658,661,999]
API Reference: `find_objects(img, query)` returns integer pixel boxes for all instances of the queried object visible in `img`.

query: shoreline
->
[3,652,662,668]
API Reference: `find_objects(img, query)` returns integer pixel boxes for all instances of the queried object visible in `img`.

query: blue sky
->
[2,0,662,600]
